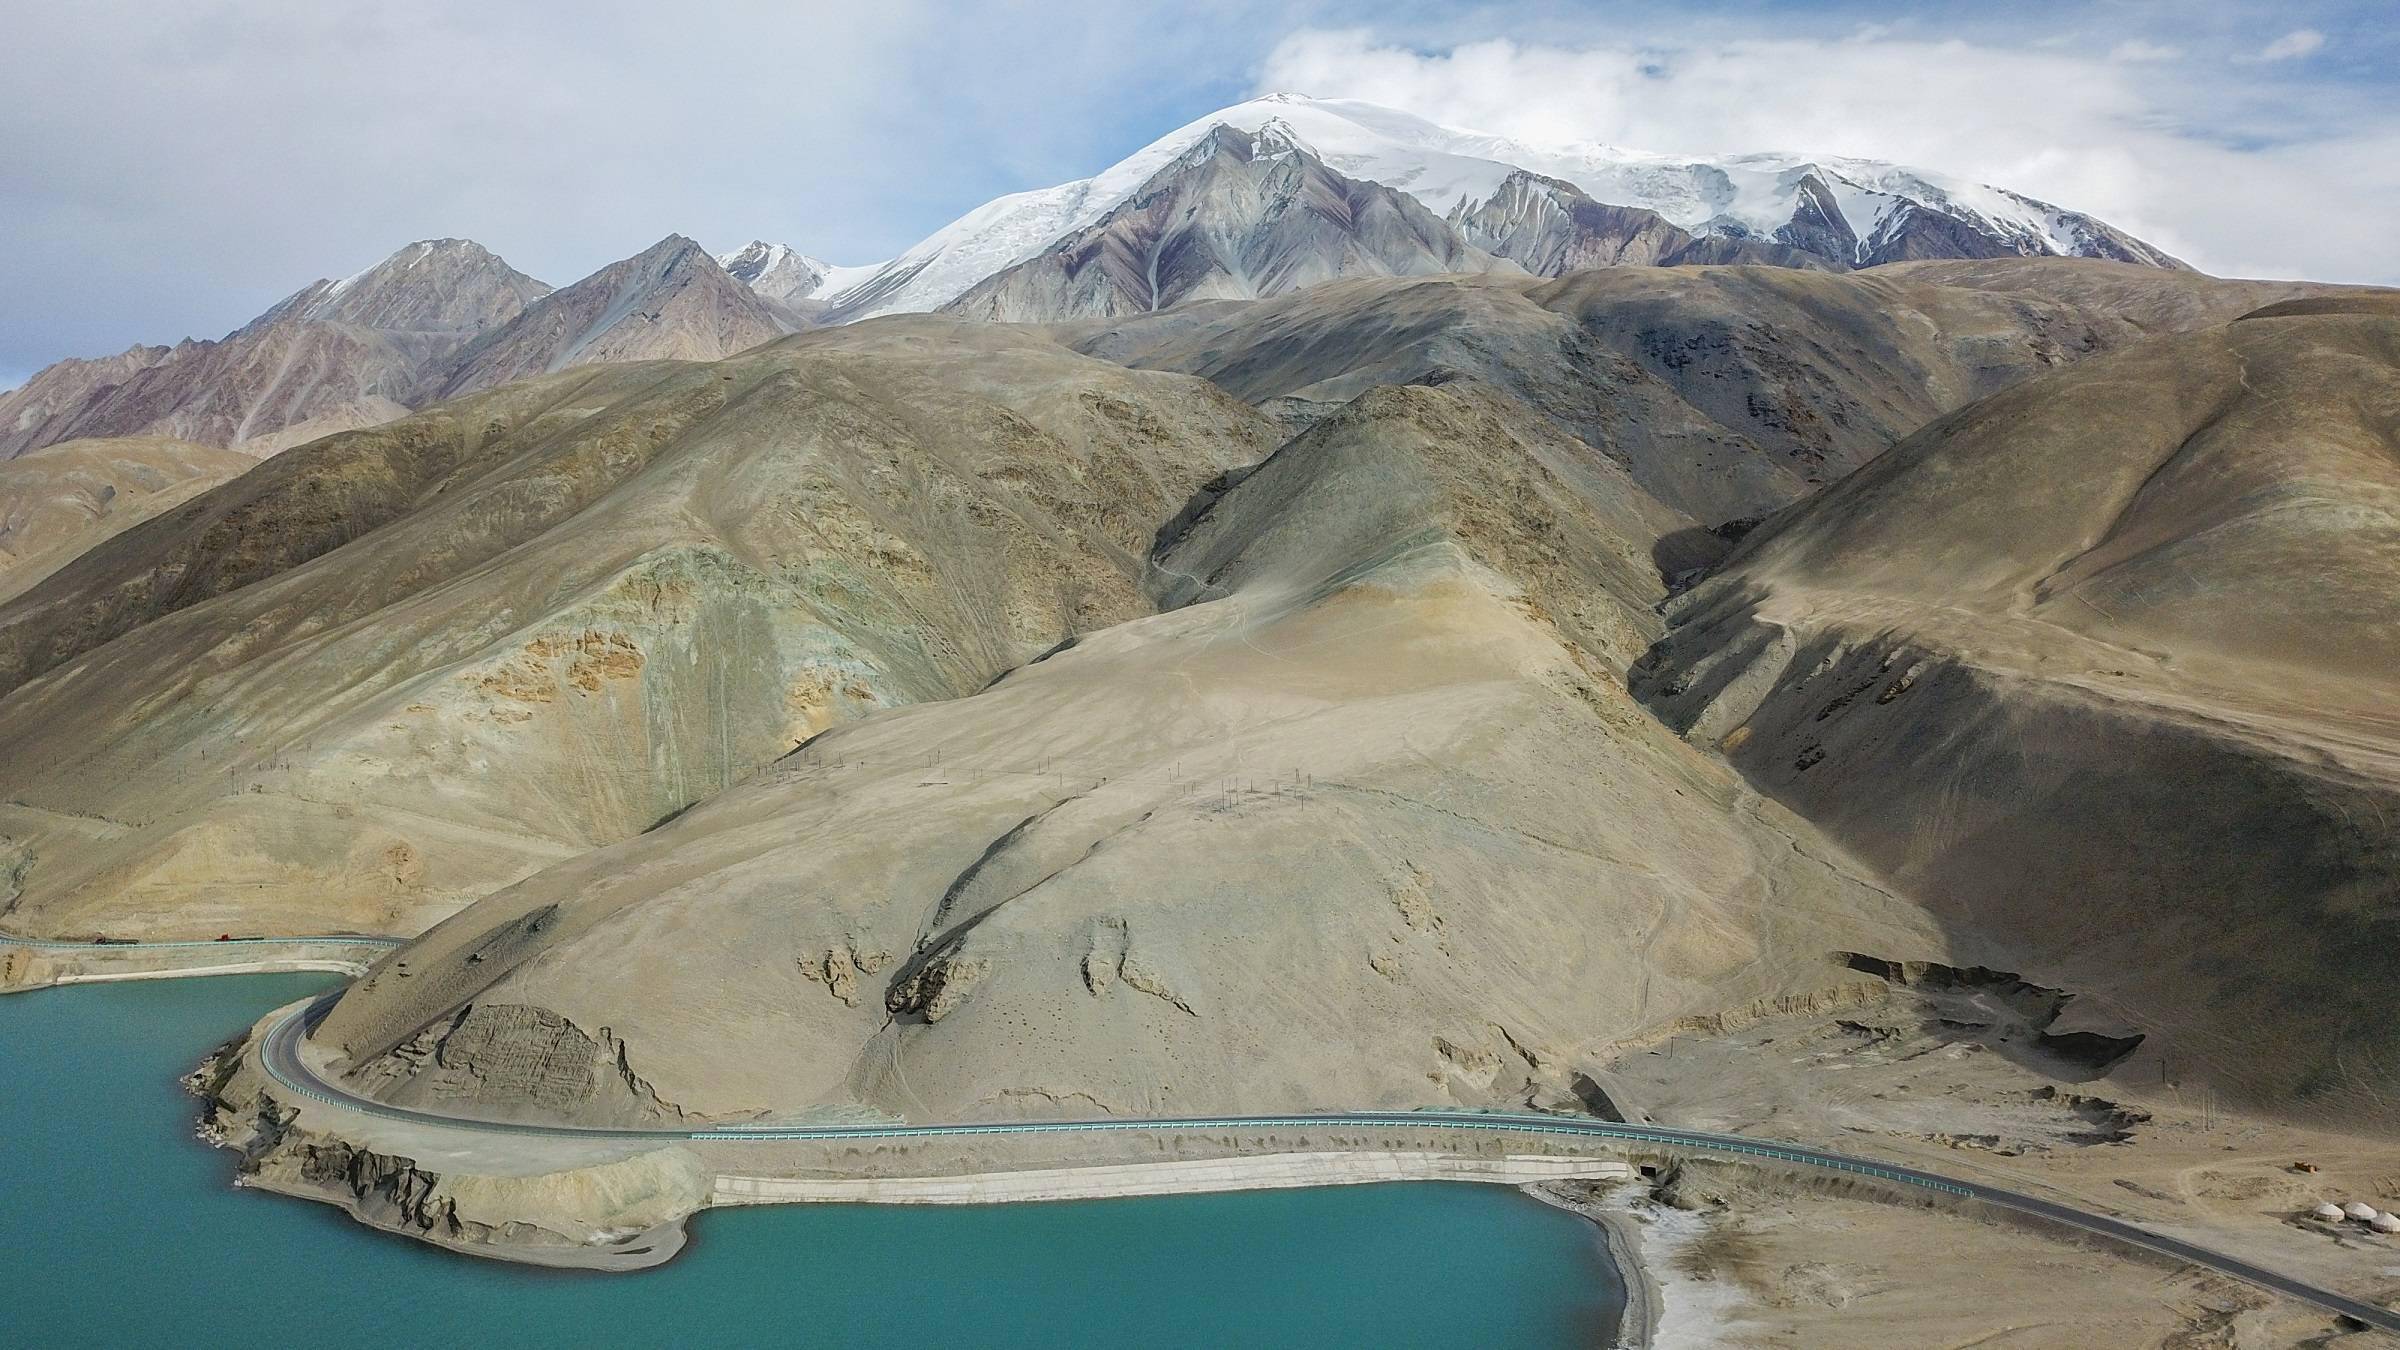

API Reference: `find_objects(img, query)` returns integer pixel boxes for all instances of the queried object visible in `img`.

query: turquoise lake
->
[0,974,1625,1348]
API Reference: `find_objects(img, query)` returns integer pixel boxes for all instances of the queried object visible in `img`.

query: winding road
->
[11,931,2392,1335]
[245,993,2400,1336]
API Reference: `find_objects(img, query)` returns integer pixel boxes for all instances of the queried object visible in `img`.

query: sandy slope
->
[0,437,257,605]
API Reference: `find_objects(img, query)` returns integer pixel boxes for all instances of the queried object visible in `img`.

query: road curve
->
[256,994,2396,1335]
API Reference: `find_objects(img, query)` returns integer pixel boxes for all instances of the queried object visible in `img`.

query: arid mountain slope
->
[1073,262,2385,533]
[1635,305,2400,1120]
[0,321,1274,941]
[0,437,256,605]
[306,381,1939,1126]
[1872,257,2383,335]
[0,241,549,459]
[0,346,175,458]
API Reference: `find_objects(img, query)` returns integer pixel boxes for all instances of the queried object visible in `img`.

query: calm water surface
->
[1,974,1624,1348]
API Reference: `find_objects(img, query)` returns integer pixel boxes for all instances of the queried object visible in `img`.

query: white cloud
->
[2256,29,2327,61]
[2109,40,2184,63]
[1257,28,2400,284]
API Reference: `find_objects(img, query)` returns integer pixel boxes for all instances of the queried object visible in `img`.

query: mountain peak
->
[290,238,551,333]
[433,234,789,399]
[636,233,713,266]
[717,239,834,304]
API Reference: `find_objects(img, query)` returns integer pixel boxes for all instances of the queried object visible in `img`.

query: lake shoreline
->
[10,973,1631,1346]
[1524,1179,1661,1350]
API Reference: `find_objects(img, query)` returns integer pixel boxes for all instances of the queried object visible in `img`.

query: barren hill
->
[1069,264,2319,529]
[0,322,1273,941]
[1635,302,2400,1118]
[306,380,1938,1124]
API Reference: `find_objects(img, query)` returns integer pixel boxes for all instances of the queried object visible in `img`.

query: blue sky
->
[4,0,2395,387]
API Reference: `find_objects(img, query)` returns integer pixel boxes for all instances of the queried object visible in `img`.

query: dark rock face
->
[296,1140,464,1237]
[1450,172,1691,271]
[1772,173,1863,262]
[1866,205,2027,264]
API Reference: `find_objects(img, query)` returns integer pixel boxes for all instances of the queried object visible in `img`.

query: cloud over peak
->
[1256,26,2398,285]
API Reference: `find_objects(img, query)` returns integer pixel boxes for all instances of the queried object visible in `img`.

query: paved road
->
[251,993,2397,1335]
[0,931,404,952]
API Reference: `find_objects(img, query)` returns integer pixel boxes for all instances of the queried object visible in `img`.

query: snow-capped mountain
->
[947,123,1520,322]
[1447,169,1832,274]
[3,93,2188,459]
[818,93,2180,321]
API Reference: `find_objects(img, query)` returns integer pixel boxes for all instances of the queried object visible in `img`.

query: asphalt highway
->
[249,991,2397,1336]
[10,931,2389,1334]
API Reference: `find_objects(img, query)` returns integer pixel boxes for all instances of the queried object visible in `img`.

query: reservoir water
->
[1,974,1626,1347]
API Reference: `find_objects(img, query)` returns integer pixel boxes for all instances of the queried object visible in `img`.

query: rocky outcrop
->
[345,1002,688,1126]
[799,940,893,1006]
[197,1007,710,1268]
